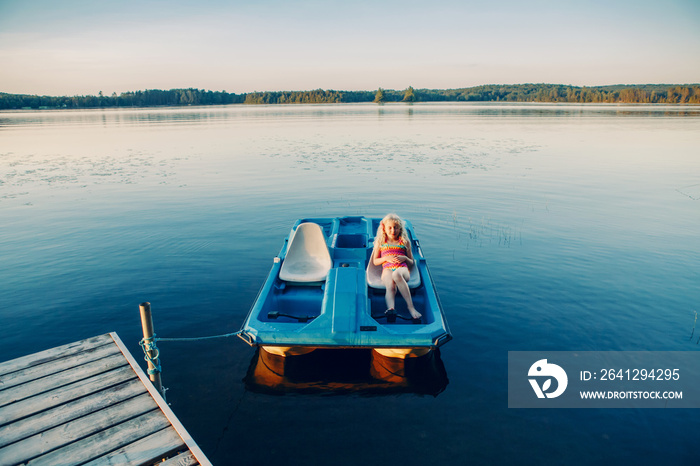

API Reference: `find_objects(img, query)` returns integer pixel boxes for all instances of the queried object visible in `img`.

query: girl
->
[372,213,422,320]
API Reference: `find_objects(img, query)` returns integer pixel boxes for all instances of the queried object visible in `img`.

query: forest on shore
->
[1,83,699,110]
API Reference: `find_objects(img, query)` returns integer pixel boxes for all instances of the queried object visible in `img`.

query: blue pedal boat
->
[238,216,452,358]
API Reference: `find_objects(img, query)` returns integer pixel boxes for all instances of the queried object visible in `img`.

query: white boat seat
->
[366,259,421,289]
[279,223,332,283]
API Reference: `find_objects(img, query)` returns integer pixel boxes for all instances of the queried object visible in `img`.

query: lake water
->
[1,102,699,465]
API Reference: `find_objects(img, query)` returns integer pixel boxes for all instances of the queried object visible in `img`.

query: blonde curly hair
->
[374,213,409,248]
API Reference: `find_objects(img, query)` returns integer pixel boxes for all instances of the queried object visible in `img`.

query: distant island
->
[1,83,699,109]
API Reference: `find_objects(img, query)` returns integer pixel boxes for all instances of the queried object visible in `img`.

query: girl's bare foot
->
[408,308,422,319]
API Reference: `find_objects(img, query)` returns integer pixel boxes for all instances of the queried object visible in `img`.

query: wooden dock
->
[0,332,211,466]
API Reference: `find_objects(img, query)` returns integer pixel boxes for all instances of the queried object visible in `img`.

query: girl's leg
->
[381,269,397,310]
[392,268,422,319]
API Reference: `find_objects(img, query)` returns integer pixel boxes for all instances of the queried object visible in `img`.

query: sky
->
[1,0,699,96]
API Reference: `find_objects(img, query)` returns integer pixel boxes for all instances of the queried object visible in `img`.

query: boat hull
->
[244,347,449,396]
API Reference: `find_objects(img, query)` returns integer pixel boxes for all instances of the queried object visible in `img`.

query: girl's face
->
[385,221,400,240]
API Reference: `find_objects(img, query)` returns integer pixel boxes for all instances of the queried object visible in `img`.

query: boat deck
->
[0,332,211,466]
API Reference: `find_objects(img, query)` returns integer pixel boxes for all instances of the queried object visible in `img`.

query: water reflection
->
[244,348,449,396]
[2,102,698,130]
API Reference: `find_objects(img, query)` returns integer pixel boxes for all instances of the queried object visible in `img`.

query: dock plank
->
[0,332,211,466]
[0,394,159,466]
[0,353,128,408]
[0,378,144,449]
[0,342,121,391]
[26,410,172,466]
[0,334,113,377]
[83,426,187,466]
[0,365,135,425]
[158,451,199,466]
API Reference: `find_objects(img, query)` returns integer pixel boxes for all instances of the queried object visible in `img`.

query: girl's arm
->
[372,244,385,266]
[405,241,415,266]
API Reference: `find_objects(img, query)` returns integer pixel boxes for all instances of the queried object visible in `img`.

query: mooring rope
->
[155,330,243,342]
[138,335,162,375]
[138,330,242,374]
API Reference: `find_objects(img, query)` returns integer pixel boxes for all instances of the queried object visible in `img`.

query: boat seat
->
[366,258,421,289]
[279,223,332,283]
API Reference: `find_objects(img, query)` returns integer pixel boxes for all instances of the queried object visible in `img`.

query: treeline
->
[1,84,699,109]
[0,88,245,110]
[426,84,700,104]
[243,89,373,104]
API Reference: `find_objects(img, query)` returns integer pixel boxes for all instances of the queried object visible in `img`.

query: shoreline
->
[2,84,699,110]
